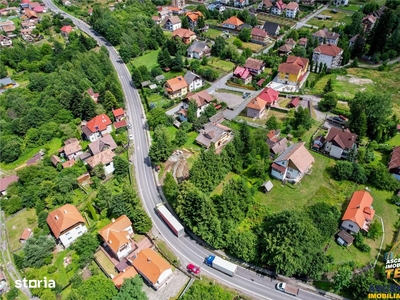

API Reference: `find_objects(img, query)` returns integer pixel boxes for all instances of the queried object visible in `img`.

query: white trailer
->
[156,203,184,237]
[205,255,237,276]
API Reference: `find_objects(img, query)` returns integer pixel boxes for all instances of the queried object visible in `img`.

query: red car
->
[187,263,200,274]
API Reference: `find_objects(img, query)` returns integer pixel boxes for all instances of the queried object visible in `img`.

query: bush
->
[354,233,371,252]
[332,161,353,181]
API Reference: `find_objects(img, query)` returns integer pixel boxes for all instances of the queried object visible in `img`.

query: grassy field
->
[94,250,117,277]
[156,240,179,264]
[207,57,235,72]
[210,172,241,196]
[387,134,400,146]
[0,138,62,171]
[5,209,37,252]
[329,4,362,11]
[241,41,265,52]
[205,28,224,39]
[306,9,353,29]
[311,65,400,113]
[131,50,160,70]
[147,92,170,109]
[257,14,296,27]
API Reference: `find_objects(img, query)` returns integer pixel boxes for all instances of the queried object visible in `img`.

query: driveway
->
[295,5,329,29]
[212,92,244,109]
[142,269,189,300]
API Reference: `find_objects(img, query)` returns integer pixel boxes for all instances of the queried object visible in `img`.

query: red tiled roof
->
[251,27,268,38]
[278,56,309,75]
[286,1,298,10]
[233,66,251,79]
[112,108,125,118]
[114,120,127,129]
[0,175,18,192]
[20,228,32,241]
[244,58,265,71]
[222,16,244,27]
[274,0,286,10]
[247,97,267,110]
[325,127,357,149]
[342,191,375,230]
[271,162,286,173]
[86,114,112,133]
[257,78,266,86]
[257,87,279,104]
[314,44,343,57]
[60,25,73,33]
[389,146,400,170]
[288,97,300,107]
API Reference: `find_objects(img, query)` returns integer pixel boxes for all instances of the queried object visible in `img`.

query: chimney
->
[357,205,360,208]
[64,210,67,214]
[112,218,115,223]
[55,215,59,220]
[109,240,112,244]
[342,126,345,132]
[147,258,151,262]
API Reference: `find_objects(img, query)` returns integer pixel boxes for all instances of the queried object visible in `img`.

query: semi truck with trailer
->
[276,282,299,296]
[156,203,184,237]
[204,255,237,276]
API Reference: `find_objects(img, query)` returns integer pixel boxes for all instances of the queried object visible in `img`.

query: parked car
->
[128,123,132,129]
[187,263,200,274]
[333,116,344,122]
[339,115,347,120]
[129,134,134,140]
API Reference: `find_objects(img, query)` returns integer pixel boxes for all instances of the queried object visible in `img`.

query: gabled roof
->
[20,228,32,241]
[313,44,343,57]
[247,97,267,110]
[112,108,125,118]
[286,1,299,9]
[85,114,112,133]
[256,87,279,104]
[187,90,213,107]
[166,16,181,25]
[222,16,244,27]
[112,266,137,289]
[298,37,308,45]
[274,142,314,173]
[132,248,171,285]
[196,123,231,147]
[389,146,400,170]
[172,28,195,39]
[362,14,377,24]
[89,134,117,155]
[288,97,300,107]
[63,138,82,156]
[0,175,18,192]
[99,215,132,253]
[261,0,273,8]
[251,27,268,38]
[325,127,357,149]
[86,149,116,168]
[114,120,127,129]
[165,76,188,92]
[267,137,288,155]
[278,56,309,75]
[47,204,85,238]
[60,25,73,33]
[342,190,375,229]
[244,58,264,70]
[183,71,201,85]
[187,41,209,53]
[185,11,203,22]
[62,159,76,168]
[233,66,251,79]
[285,38,296,46]
[313,28,340,41]
[274,0,286,10]
[278,44,293,52]
[263,21,280,34]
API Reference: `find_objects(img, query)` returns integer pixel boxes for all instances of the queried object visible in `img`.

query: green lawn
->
[306,10,353,29]
[210,172,241,196]
[5,209,38,252]
[131,50,160,70]
[387,134,400,147]
[208,57,235,72]
[0,138,62,171]
[94,250,117,277]
[330,4,362,11]
[205,28,223,39]
[148,92,170,109]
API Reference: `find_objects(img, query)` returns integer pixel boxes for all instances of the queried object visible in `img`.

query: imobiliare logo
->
[15,277,55,289]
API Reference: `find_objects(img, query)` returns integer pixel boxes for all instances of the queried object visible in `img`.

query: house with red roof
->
[233,66,252,85]
[277,56,309,86]
[47,204,88,248]
[271,0,286,15]
[388,146,400,181]
[0,175,19,196]
[313,44,343,69]
[258,0,273,11]
[86,88,99,103]
[246,87,279,118]
[257,87,279,105]
[341,191,375,234]
[82,114,113,142]
[60,25,73,37]
[19,228,33,243]
[323,127,357,159]
[244,57,265,75]
[112,108,125,122]
[251,27,269,44]
[285,2,299,18]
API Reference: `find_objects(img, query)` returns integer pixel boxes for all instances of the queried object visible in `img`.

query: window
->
[348,224,353,228]
[68,237,73,240]
[66,232,70,235]
[78,231,82,235]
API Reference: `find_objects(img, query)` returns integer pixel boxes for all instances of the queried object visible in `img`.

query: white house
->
[323,127,357,159]
[221,16,244,30]
[86,149,116,176]
[132,249,173,290]
[164,16,181,31]
[99,215,134,261]
[187,90,213,117]
[187,41,210,59]
[312,44,343,69]
[82,114,113,142]
[271,0,286,15]
[285,2,299,18]
[271,142,314,183]
[341,191,375,234]
[184,71,203,92]
[47,204,88,248]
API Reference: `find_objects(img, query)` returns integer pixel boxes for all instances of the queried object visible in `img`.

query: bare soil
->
[160,149,193,184]
[336,75,373,85]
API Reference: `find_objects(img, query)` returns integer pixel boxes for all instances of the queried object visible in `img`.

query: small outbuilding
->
[336,229,354,247]
[261,180,274,192]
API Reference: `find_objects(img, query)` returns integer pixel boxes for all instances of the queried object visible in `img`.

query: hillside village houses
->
[388,146,400,180]
[285,2,299,18]
[196,122,233,150]
[222,16,244,30]
[271,142,315,183]
[277,56,309,86]
[313,28,340,45]
[164,16,181,31]
[187,41,210,59]
[233,66,252,85]
[0,175,19,196]
[262,21,280,36]
[271,0,286,15]
[172,28,196,44]
[86,148,116,176]
[82,114,113,142]
[313,44,343,69]
[184,70,203,92]
[246,87,279,118]
[164,76,188,99]
[341,190,375,234]
[46,204,88,248]
[60,138,83,161]
[251,27,269,44]
[185,11,203,29]
[258,0,273,11]
[323,127,357,159]
[244,57,265,75]
[187,90,213,117]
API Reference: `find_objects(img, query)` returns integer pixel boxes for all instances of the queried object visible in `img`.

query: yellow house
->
[277,56,309,86]
[164,76,188,100]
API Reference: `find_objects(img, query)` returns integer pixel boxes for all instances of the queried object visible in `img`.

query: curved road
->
[42,3,332,299]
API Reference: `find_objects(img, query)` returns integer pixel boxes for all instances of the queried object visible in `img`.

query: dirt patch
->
[213,92,244,109]
[160,149,193,184]
[336,75,373,85]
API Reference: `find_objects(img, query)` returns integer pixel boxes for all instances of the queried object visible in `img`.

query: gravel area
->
[212,92,245,109]
[142,269,190,300]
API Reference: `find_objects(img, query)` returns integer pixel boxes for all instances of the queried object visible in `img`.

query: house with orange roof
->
[132,248,172,289]
[87,88,99,103]
[222,16,244,30]
[271,142,314,183]
[47,204,87,248]
[82,114,113,142]
[246,87,279,118]
[172,28,196,44]
[60,25,73,37]
[99,215,135,261]
[341,190,375,234]
[112,108,125,122]
[19,228,33,243]
[185,11,203,28]
[164,76,188,100]
[313,44,343,69]
[277,56,309,86]
[112,266,138,289]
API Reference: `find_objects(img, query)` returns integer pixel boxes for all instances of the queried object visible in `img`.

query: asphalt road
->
[42,2,332,299]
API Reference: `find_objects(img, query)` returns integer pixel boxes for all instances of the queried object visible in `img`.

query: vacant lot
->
[5,209,38,252]
[257,13,296,27]
[307,9,353,29]
[131,50,160,70]
[208,57,235,72]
